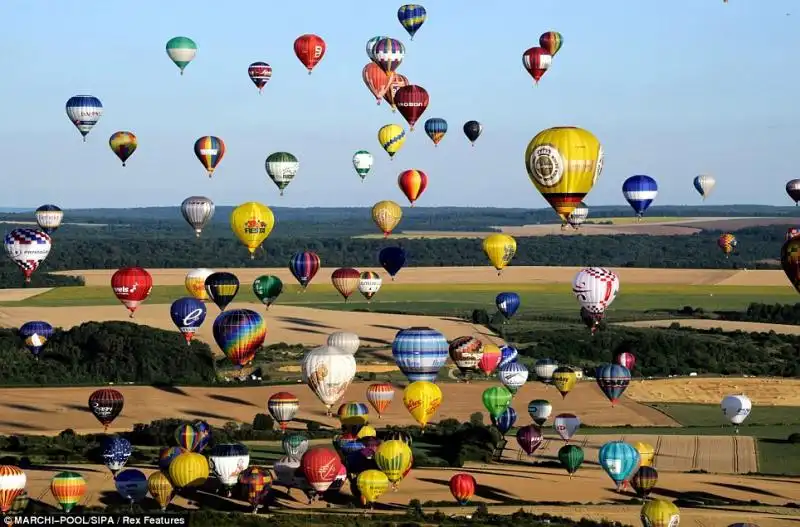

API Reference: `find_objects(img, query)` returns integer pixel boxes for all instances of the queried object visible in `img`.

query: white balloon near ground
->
[721,394,752,425]
[301,345,357,412]
[327,332,360,355]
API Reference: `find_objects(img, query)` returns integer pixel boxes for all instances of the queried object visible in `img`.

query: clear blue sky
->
[2,1,798,209]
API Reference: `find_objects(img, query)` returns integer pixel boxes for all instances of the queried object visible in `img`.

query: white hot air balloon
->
[572,268,620,315]
[65,95,103,141]
[693,174,716,200]
[209,444,250,496]
[34,205,64,235]
[567,202,589,229]
[181,196,215,237]
[358,272,382,301]
[4,229,52,283]
[534,358,558,384]
[273,455,301,491]
[327,332,360,355]
[353,150,374,181]
[0,465,26,508]
[185,268,214,301]
[498,362,529,393]
[301,346,357,415]
[553,413,581,442]
[721,394,752,431]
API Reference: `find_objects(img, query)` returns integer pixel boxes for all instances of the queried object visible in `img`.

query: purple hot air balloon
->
[516,425,544,456]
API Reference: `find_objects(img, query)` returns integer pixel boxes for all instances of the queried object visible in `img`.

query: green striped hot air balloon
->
[253,275,283,309]
[558,444,584,478]
[265,152,299,196]
[166,36,197,75]
[482,385,512,419]
[50,471,86,513]
[352,150,374,181]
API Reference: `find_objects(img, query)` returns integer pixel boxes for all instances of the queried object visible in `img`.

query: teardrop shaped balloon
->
[166,36,197,75]
[253,275,283,309]
[18,320,53,359]
[448,335,484,375]
[539,31,563,56]
[265,152,299,196]
[212,309,267,368]
[463,120,483,145]
[185,268,214,301]
[397,4,427,40]
[50,471,86,513]
[572,267,620,315]
[331,267,361,302]
[640,498,680,527]
[527,399,552,426]
[595,364,631,406]
[522,46,552,85]
[383,74,410,111]
[424,118,448,146]
[598,441,640,489]
[169,297,207,345]
[194,136,226,177]
[353,150,374,181]
[34,204,63,235]
[0,466,26,513]
[398,170,428,206]
[289,251,321,289]
[147,471,175,511]
[378,124,407,159]
[268,392,299,431]
[693,174,716,200]
[372,200,402,237]
[631,466,658,498]
[366,382,395,418]
[115,469,148,503]
[204,271,240,311]
[449,473,476,505]
[363,63,392,104]
[357,469,391,505]
[379,246,406,279]
[4,228,51,284]
[495,292,520,320]
[181,196,215,237]
[394,85,429,131]
[516,425,543,455]
[372,38,405,75]
[66,95,103,142]
[301,346,357,413]
[403,381,442,428]
[110,266,152,317]
[248,62,272,93]
[294,34,326,74]
[358,271,382,301]
[483,234,516,274]
[239,467,272,512]
[88,388,124,431]
[553,413,580,442]
[622,175,658,218]
[482,385,513,419]
[102,436,132,475]
[230,202,275,258]
[558,444,584,476]
[552,367,577,399]
[109,131,137,167]
[491,407,517,435]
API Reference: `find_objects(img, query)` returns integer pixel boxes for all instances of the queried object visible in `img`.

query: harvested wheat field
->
[0,288,52,301]
[0,381,676,436]
[618,318,800,335]
[627,377,800,405]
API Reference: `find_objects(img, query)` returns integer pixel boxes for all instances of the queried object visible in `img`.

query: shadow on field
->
[294,417,332,429]
[180,409,231,421]
[62,403,91,413]
[655,487,742,503]
[285,326,326,336]
[207,394,258,407]
[28,464,104,473]
[370,324,404,331]
[2,403,46,413]
[708,481,787,498]
[276,317,335,329]
[359,336,392,346]
[0,420,44,431]
[417,477,518,501]
[151,383,189,397]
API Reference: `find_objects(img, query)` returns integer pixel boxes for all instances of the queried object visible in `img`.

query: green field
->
[585,216,689,225]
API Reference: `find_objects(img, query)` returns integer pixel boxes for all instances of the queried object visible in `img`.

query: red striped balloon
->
[397,170,428,206]
[331,268,361,301]
[0,466,26,513]
[88,388,124,431]
[366,382,395,417]
[268,392,299,431]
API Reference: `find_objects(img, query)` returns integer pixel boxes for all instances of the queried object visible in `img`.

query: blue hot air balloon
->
[423,118,448,147]
[491,407,517,436]
[621,175,658,219]
[495,292,520,321]
[193,420,211,452]
[397,4,427,40]
[498,345,518,368]
[102,436,132,475]
[595,364,631,406]
[65,95,103,141]
[598,441,640,490]
[114,469,148,503]
[18,321,54,359]
[379,247,406,280]
[169,297,207,345]
[392,327,448,382]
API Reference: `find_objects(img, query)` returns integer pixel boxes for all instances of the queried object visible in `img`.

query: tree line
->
[715,302,800,325]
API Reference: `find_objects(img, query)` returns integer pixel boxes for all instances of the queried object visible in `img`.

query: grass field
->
[585,216,688,224]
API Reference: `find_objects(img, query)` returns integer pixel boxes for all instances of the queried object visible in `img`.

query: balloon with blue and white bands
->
[491,407,517,435]
[495,292,520,320]
[498,362,529,394]
[621,175,658,217]
[392,327,448,382]
[65,95,103,141]
[498,345,518,367]
[534,358,558,383]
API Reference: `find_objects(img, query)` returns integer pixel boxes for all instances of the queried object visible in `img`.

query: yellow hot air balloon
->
[552,367,577,399]
[633,441,655,467]
[147,471,175,511]
[109,131,138,167]
[185,268,213,301]
[168,452,209,489]
[374,439,412,487]
[403,381,443,428]
[356,469,391,506]
[372,200,402,237]
[524,126,604,223]
[640,498,680,527]
[230,202,275,259]
[357,425,378,439]
[378,124,407,159]
[483,234,517,274]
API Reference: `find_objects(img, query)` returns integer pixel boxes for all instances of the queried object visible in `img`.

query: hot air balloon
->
[331,267,361,301]
[363,63,392,104]
[357,469,390,507]
[421,118,448,148]
[34,205,63,235]
[558,444,584,477]
[599,441,640,490]
[4,228,51,284]
[567,202,589,229]
[166,36,197,74]
[483,234,517,275]
[366,382,394,418]
[268,392,299,432]
[205,271,240,311]
[516,425,544,455]
[169,297,206,345]
[8,489,28,517]
[50,471,86,513]
[580,306,604,335]
[449,473,476,505]
[463,121,483,146]
[631,466,658,498]
[378,124,407,159]
[786,179,800,205]
[273,456,301,492]
[573,267,620,318]
[358,271,382,301]
[539,31,564,56]
[302,346,357,414]
[499,362,529,394]
[366,36,389,62]
[392,327,448,382]
[193,421,211,452]
[394,85,429,131]
[534,358,558,384]
[238,466,272,512]
[615,350,636,371]
[397,169,428,206]
[169,452,209,489]
[248,62,272,93]
[180,196,215,237]
[213,309,266,368]
[384,74,410,111]
[496,292,521,320]
[527,399,552,426]
[491,407,517,435]
[782,235,800,294]
[147,471,175,511]
[115,469,148,504]
[787,228,800,241]
[522,46,552,85]
[372,200,403,237]
[301,447,342,496]
[372,38,405,75]
[18,321,53,359]
[353,150,374,180]
[109,131,137,167]
[253,275,283,309]
[326,332,359,355]
[375,440,412,489]
[294,34,326,74]
[185,268,213,301]
[65,95,103,141]
[552,367,577,399]
[110,266,152,317]
[403,381,442,428]
[595,364,631,406]
[231,202,275,259]
[632,441,655,467]
[478,343,502,375]
[0,466,26,513]
[718,233,738,257]
[194,136,225,177]
[448,336,484,377]
[158,446,186,471]
[694,174,716,200]
[282,433,309,459]
[379,247,406,279]
[622,175,658,219]
[482,385,513,419]
[88,389,124,431]
[175,423,200,451]
[499,345,518,367]
[525,127,604,223]
[640,499,680,527]
[721,394,752,432]
[397,4,427,40]
[101,436,131,475]
[290,251,321,290]
[265,152,299,196]
[553,413,580,442]
[209,443,250,496]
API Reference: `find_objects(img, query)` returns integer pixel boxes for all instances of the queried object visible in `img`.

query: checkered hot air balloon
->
[4,229,51,284]
[572,267,620,315]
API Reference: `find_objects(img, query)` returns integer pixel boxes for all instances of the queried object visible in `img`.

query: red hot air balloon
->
[294,34,326,74]
[88,388,124,431]
[0,466,26,513]
[394,85,429,131]
[363,63,392,104]
[614,351,636,371]
[111,266,153,318]
[301,447,342,495]
[522,47,552,85]
[449,473,476,505]
[397,169,428,206]
[331,267,361,302]
[248,62,273,93]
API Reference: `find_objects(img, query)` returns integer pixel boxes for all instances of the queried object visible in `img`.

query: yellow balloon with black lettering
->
[552,366,577,399]
[524,126,604,223]
[403,380,443,428]
[378,124,407,159]
[482,234,517,274]
[633,441,655,467]
[230,202,275,259]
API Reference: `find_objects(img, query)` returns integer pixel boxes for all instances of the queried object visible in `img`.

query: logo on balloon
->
[529,145,564,187]
[181,308,205,328]
[244,218,268,234]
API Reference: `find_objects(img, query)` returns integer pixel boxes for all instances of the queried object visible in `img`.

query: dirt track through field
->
[627,377,800,406]
[618,318,800,334]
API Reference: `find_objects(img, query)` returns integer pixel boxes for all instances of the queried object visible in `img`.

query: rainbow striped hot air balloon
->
[194,136,226,177]
[175,424,200,451]
[50,471,86,513]
[212,309,267,368]
[338,402,370,434]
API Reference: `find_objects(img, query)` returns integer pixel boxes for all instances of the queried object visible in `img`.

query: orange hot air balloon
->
[363,63,393,104]
[50,471,86,513]
[449,473,476,505]
[0,466,26,513]
[294,34,326,74]
[366,382,395,418]
[331,267,361,302]
[383,74,409,111]
[397,169,428,206]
